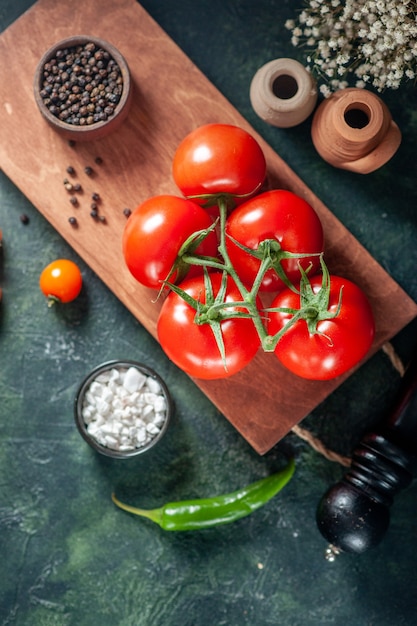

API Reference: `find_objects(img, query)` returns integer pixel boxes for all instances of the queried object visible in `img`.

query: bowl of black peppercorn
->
[34,36,133,142]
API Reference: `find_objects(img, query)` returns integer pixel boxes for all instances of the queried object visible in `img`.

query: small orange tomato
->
[39,259,82,305]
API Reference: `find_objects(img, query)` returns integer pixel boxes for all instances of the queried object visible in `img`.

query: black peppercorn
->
[20,214,30,225]
[39,41,123,127]
[70,196,78,206]
[68,216,78,226]
[123,208,132,218]
[84,166,93,176]
[66,166,76,176]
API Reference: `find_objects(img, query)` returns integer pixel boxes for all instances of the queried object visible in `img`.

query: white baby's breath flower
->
[286,0,417,92]
[319,83,332,97]
[285,19,296,30]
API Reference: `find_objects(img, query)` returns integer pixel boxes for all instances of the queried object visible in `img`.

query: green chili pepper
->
[111,457,295,530]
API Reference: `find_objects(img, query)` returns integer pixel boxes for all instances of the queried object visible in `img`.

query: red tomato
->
[122,195,219,289]
[172,123,266,203]
[39,259,82,304]
[225,190,324,292]
[157,272,261,379]
[268,274,375,380]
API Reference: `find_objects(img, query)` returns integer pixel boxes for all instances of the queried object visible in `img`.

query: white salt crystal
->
[82,406,93,423]
[85,391,96,406]
[153,413,165,427]
[112,397,123,411]
[146,423,160,435]
[143,392,158,405]
[101,387,113,404]
[123,367,146,393]
[104,434,119,448]
[153,396,166,413]
[109,368,120,382]
[136,427,147,443]
[89,381,104,397]
[81,364,168,452]
[96,398,111,416]
[146,377,162,394]
[116,385,129,399]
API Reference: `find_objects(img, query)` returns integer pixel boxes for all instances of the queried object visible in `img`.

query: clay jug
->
[250,58,318,128]
[311,88,401,173]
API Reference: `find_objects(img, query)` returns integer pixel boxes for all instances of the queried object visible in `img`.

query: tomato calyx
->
[164,270,254,370]
[153,222,220,301]
[186,181,264,210]
[171,221,220,282]
[264,255,343,350]
[226,235,321,294]
[45,294,61,308]
[299,257,343,337]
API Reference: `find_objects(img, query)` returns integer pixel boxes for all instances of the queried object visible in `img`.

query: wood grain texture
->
[1,0,416,454]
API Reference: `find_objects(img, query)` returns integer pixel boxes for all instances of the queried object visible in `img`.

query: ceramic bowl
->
[33,35,133,142]
[74,360,173,458]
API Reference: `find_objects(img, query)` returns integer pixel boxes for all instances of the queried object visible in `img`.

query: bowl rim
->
[33,35,132,139]
[74,359,173,458]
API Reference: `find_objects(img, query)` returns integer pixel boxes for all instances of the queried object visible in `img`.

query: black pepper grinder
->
[316,345,417,558]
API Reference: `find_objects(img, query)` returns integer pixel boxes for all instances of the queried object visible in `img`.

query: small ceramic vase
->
[311,88,401,174]
[249,58,318,128]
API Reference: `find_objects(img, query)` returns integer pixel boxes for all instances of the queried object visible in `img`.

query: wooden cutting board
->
[1,0,416,454]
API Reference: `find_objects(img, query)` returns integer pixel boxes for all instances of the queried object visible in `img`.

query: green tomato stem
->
[171,195,337,363]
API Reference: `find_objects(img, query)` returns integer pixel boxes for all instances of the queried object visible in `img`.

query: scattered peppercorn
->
[39,42,123,127]
[68,140,76,147]
[123,208,132,218]
[84,166,94,176]
[64,181,74,191]
[70,196,78,206]
[91,192,100,202]
[73,183,82,192]
[91,202,98,211]
[94,156,103,165]
[68,216,78,226]
[90,209,105,223]
[20,214,29,224]
[66,166,76,176]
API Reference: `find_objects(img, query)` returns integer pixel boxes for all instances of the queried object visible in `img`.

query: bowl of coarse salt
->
[74,360,173,458]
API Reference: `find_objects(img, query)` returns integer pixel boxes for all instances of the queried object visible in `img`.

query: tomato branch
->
[165,193,342,370]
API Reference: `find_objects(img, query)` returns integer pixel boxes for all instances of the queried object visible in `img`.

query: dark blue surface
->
[1,1,417,625]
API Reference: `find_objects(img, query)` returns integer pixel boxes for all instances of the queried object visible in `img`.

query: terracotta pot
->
[250,58,318,128]
[311,88,401,173]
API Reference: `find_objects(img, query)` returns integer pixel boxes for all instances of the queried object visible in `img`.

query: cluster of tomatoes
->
[122,123,375,381]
